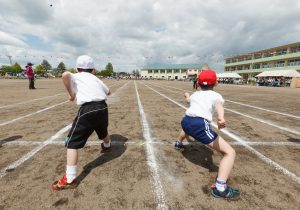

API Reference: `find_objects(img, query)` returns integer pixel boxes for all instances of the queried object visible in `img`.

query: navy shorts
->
[181,115,218,144]
[65,101,108,149]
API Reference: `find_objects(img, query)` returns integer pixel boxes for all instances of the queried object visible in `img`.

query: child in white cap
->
[175,69,240,200]
[52,55,111,190]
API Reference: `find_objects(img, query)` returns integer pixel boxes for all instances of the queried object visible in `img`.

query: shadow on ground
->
[0,135,23,147]
[182,143,218,172]
[75,134,127,185]
[287,138,300,143]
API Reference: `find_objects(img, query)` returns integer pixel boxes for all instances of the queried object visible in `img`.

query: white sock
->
[215,179,227,192]
[66,165,77,183]
[103,140,110,148]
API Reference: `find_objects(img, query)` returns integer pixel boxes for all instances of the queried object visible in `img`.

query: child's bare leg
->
[66,148,78,183]
[67,149,78,165]
[178,130,186,143]
[207,136,236,181]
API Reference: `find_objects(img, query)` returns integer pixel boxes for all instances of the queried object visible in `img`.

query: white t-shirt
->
[71,72,109,105]
[185,90,224,122]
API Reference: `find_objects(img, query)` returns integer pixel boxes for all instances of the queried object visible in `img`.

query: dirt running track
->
[0,78,299,210]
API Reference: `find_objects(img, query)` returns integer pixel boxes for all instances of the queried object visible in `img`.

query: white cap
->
[76,55,94,69]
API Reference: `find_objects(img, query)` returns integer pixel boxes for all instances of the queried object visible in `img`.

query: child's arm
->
[184,92,190,103]
[215,100,226,130]
[62,71,75,101]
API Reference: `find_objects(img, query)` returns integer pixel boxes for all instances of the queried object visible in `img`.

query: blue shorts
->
[181,115,218,144]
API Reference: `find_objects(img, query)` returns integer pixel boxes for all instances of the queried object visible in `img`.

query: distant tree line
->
[0,60,140,78]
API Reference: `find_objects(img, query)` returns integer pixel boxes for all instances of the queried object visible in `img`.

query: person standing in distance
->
[26,62,35,89]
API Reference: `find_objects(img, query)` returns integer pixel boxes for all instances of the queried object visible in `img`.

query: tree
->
[0,65,13,74]
[34,64,43,75]
[41,59,52,72]
[56,62,66,74]
[98,69,112,77]
[105,62,113,72]
[11,63,22,74]
[132,69,140,77]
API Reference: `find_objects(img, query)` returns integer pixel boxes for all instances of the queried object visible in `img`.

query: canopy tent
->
[255,69,300,77]
[217,72,242,78]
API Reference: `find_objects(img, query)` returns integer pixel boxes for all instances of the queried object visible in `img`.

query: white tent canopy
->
[255,69,300,77]
[217,72,242,78]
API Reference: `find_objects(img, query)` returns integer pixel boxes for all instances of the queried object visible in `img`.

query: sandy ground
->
[0,78,299,210]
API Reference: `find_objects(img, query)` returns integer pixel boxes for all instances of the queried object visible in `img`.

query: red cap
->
[198,69,217,85]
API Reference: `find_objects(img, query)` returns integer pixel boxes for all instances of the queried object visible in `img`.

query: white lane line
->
[2,140,300,147]
[0,101,69,127]
[224,108,300,136]
[148,83,300,135]
[0,93,65,109]
[226,100,300,120]
[0,82,128,178]
[134,81,168,210]
[0,124,71,178]
[154,83,300,120]
[144,84,300,185]
[0,81,119,110]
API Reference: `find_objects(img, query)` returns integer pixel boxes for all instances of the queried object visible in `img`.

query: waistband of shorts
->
[81,100,106,106]
[185,115,205,120]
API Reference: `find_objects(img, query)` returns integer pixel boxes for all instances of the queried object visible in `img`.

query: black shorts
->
[65,101,108,149]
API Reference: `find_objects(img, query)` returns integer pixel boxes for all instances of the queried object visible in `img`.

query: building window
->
[174,69,180,73]
[148,70,152,73]
[275,48,287,55]
[254,54,262,59]
[154,70,159,73]
[167,69,172,73]
[244,65,250,70]
[274,61,285,67]
[290,46,300,53]
[160,69,165,73]
[288,59,300,66]
[253,64,260,69]
[181,69,187,73]
[262,62,273,68]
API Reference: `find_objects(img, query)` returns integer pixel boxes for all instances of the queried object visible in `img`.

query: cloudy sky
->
[0,0,300,72]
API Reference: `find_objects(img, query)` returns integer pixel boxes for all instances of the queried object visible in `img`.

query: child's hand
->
[184,92,190,98]
[217,118,226,130]
[69,94,75,102]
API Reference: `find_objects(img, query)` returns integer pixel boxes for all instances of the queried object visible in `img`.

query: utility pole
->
[7,55,12,65]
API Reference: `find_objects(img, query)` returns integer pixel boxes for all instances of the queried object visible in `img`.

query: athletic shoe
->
[174,141,184,150]
[51,174,76,191]
[210,184,240,200]
[101,142,111,152]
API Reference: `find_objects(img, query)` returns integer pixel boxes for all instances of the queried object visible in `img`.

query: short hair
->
[199,84,215,90]
[77,68,94,73]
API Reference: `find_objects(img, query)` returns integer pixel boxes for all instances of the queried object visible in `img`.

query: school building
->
[141,64,209,80]
[224,42,300,79]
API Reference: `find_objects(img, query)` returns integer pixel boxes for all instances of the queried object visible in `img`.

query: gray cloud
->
[0,0,300,71]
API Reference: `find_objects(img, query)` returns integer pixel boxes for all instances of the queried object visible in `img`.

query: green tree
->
[41,59,52,72]
[11,62,22,74]
[1,65,13,73]
[105,62,113,71]
[34,64,43,75]
[57,62,66,73]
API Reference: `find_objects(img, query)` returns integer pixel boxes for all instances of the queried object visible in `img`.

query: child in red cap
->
[175,69,240,200]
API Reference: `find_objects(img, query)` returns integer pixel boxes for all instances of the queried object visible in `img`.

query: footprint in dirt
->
[52,198,69,207]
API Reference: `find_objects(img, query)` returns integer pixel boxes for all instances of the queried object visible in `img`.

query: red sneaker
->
[51,174,76,191]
